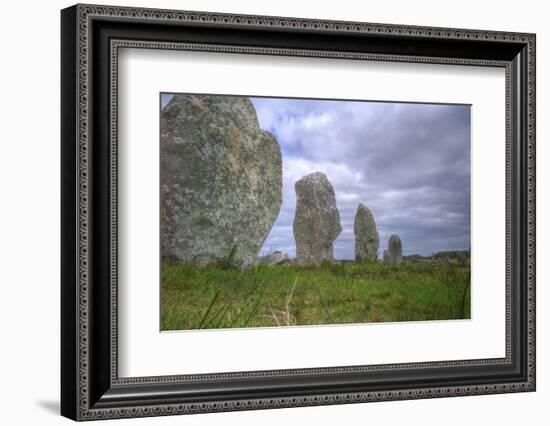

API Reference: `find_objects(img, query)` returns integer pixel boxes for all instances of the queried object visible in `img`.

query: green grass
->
[161,260,470,331]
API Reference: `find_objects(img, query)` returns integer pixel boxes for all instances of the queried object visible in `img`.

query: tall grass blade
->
[198,289,220,329]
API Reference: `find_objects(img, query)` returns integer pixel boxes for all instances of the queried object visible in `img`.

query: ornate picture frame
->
[61,4,535,421]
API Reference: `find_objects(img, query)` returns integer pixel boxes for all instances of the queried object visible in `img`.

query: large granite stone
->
[293,172,342,265]
[160,94,282,268]
[354,203,379,262]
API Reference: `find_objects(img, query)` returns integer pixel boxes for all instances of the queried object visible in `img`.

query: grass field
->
[161,260,470,331]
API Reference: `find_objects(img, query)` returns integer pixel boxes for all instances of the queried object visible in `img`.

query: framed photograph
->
[61,4,536,421]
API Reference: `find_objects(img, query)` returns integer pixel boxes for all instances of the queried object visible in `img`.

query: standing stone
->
[383,234,403,263]
[293,172,342,265]
[160,94,282,269]
[354,203,379,262]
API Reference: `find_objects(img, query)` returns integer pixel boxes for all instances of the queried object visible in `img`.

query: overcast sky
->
[162,94,471,259]
[250,97,471,259]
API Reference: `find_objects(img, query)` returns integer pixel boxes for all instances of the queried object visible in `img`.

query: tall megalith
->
[160,94,282,268]
[293,172,342,265]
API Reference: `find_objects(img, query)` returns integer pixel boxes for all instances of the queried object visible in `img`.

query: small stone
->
[354,203,379,262]
[383,234,403,263]
[293,172,342,266]
[257,251,289,265]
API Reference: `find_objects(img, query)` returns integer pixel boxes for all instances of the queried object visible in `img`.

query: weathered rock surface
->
[160,94,282,269]
[293,172,342,265]
[354,203,379,262]
[383,234,403,263]
[257,251,289,265]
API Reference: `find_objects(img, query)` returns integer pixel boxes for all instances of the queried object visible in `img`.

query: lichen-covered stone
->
[293,172,342,265]
[354,203,379,262]
[383,234,403,263]
[160,94,282,269]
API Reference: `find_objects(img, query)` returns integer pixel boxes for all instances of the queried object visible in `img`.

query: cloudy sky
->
[250,97,471,259]
[162,94,471,259]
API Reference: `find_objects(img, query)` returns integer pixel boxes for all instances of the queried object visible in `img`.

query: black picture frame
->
[61,4,536,421]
